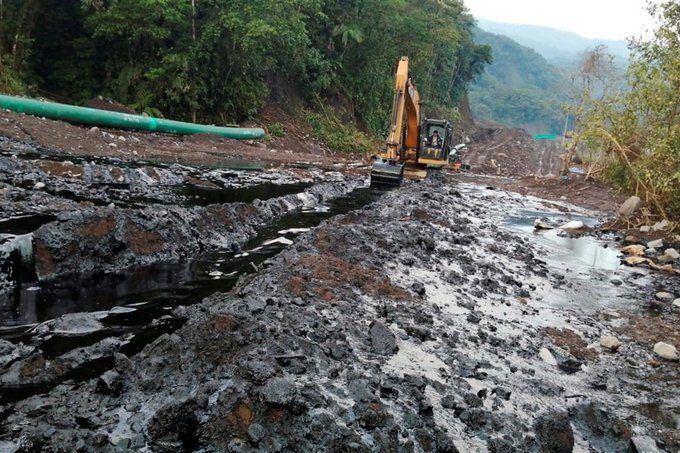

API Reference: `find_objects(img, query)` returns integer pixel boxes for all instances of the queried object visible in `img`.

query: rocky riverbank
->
[1,172,677,451]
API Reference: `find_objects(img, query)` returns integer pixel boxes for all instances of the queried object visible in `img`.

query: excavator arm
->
[371,57,421,188]
[385,57,421,159]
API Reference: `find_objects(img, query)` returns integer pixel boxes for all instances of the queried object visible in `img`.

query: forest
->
[0,0,491,135]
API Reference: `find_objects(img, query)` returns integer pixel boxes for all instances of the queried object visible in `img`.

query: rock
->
[621,244,645,256]
[369,321,399,356]
[466,311,483,324]
[33,312,105,335]
[354,400,389,429]
[534,219,554,230]
[664,248,679,259]
[33,182,46,190]
[539,348,557,366]
[655,292,674,302]
[96,370,123,396]
[464,393,484,408]
[459,408,487,428]
[560,220,584,230]
[653,342,678,361]
[261,377,297,405]
[247,423,266,444]
[618,196,642,217]
[411,281,426,296]
[492,387,511,401]
[652,219,670,231]
[624,235,638,244]
[488,437,516,453]
[533,411,574,453]
[673,298,680,310]
[600,336,622,351]
[658,254,677,264]
[647,239,664,249]
[639,225,651,233]
[87,126,100,135]
[630,435,662,453]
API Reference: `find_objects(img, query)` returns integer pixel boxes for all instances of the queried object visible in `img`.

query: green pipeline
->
[0,94,265,140]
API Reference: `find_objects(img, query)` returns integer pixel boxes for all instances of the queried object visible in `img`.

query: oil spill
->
[0,187,381,336]
[178,181,313,206]
[0,214,56,235]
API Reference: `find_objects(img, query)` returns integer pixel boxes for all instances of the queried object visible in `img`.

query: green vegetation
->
[304,107,375,156]
[267,123,286,139]
[581,1,680,219]
[0,0,490,154]
[470,28,567,134]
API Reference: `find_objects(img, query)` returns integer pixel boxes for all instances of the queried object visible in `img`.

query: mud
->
[1,169,678,451]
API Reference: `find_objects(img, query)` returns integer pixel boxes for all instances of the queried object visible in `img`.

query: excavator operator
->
[427,130,442,148]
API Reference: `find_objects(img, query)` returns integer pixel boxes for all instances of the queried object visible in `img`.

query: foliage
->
[581,1,680,219]
[267,122,286,138]
[0,0,489,146]
[470,28,568,134]
[304,106,376,155]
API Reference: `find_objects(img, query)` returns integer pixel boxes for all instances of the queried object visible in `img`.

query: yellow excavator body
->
[370,56,455,188]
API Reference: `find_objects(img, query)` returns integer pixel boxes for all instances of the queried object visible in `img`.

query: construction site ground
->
[0,113,678,452]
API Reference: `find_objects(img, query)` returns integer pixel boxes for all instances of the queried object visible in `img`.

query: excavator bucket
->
[370,160,404,188]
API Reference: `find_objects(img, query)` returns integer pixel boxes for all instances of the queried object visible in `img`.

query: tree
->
[582,1,680,218]
[561,45,618,175]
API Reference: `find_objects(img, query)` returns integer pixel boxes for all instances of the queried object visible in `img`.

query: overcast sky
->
[464,0,658,40]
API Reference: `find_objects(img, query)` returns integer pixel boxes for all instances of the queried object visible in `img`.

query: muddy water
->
[504,208,622,271]
[0,188,380,334]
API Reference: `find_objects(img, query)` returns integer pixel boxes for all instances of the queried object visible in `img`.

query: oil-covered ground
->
[0,135,679,452]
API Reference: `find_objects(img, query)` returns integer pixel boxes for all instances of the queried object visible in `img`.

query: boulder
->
[560,220,584,230]
[600,336,622,351]
[630,435,662,453]
[369,321,399,356]
[533,411,574,453]
[618,196,642,217]
[653,342,678,361]
[539,348,557,366]
[261,377,297,405]
[655,292,674,302]
[664,248,679,260]
[651,219,670,231]
[621,244,645,256]
[673,298,680,310]
[647,239,664,249]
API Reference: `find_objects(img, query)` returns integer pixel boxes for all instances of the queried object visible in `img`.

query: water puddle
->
[178,182,313,207]
[504,208,621,271]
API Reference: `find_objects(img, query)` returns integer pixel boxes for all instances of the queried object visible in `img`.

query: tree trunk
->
[11,0,38,71]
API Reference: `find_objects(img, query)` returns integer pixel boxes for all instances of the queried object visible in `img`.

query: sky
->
[464,0,658,40]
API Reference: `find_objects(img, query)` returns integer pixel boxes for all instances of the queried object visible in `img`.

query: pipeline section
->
[0,94,265,140]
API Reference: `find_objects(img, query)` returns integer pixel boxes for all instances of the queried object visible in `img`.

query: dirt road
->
[0,123,679,451]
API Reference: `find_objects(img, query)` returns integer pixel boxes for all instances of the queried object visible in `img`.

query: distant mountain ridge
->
[476,19,630,67]
[469,27,568,134]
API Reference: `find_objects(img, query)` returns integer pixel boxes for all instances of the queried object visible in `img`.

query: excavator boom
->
[370,57,421,188]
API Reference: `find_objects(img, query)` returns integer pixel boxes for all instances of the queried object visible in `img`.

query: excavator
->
[370,56,460,188]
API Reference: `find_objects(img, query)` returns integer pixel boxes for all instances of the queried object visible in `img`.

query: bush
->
[304,107,376,156]
[0,65,28,95]
[268,122,286,138]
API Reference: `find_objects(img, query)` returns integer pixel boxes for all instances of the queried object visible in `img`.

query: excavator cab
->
[419,119,453,164]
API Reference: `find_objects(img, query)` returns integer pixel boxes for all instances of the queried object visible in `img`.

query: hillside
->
[470,27,568,134]
[477,19,630,67]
